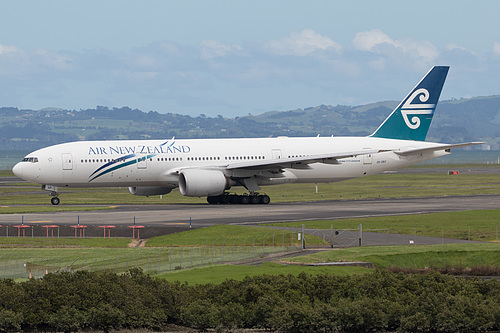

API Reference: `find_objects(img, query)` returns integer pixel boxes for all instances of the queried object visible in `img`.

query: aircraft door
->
[272,149,282,159]
[363,148,373,164]
[137,155,147,169]
[62,153,73,170]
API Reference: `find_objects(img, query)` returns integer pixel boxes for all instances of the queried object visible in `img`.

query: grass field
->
[145,224,311,246]
[284,243,499,268]
[156,263,372,284]
[263,210,500,242]
[0,222,497,284]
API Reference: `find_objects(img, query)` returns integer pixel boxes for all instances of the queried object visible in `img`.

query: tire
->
[207,196,219,204]
[259,195,270,204]
[51,197,60,205]
[239,195,250,204]
[250,196,260,204]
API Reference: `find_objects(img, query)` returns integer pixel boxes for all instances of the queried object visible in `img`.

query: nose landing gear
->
[50,196,60,205]
[42,185,60,205]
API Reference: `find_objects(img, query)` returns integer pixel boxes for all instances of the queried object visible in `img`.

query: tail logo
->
[401,88,435,129]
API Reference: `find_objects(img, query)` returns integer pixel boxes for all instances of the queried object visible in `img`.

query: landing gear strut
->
[207,192,270,205]
[43,185,60,205]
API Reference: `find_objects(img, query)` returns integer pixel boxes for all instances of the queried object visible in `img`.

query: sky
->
[1,0,500,117]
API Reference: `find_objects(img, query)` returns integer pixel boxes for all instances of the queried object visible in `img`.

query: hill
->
[1,96,499,150]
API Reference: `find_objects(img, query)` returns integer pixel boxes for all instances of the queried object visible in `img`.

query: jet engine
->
[178,169,230,197]
[129,186,173,196]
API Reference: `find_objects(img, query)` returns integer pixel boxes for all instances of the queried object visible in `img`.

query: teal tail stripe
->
[370,66,449,141]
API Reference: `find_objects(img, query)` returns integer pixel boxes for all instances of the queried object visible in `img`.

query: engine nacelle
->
[179,169,229,197]
[129,186,173,196]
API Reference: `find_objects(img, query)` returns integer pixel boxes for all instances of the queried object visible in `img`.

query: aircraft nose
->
[12,162,24,179]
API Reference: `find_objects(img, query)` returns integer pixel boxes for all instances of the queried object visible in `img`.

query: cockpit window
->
[21,157,39,163]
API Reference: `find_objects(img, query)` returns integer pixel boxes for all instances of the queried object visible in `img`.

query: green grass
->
[263,210,500,242]
[285,243,500,269]
[0,225,497,284]
[146,224,318,246]
[157,262,370,285]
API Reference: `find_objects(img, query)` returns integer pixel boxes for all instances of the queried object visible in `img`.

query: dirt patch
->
[128,239,146,247]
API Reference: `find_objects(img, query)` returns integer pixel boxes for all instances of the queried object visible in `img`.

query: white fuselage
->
[13,136,447,189]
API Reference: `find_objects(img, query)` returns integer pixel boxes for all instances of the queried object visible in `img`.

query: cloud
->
[199,40,242,60]
[352,29,396,51]
[34,49,73,70]
[0,43,22,55]
[0,29,499,116]
[352,29,439,68]
[493,41,500,57]
[267,29,342,56]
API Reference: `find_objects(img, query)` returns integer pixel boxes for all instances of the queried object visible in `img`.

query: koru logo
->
[401,88,435,129]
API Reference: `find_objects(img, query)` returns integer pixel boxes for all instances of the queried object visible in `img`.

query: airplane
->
[12,66,482,205]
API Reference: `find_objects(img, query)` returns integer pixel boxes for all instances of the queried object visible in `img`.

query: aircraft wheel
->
[229,195,239,204]
[239,195,250,204]
[207,196,219,204]
[250,196,260,204]
[259,195,270,204]
[51,197,60,205]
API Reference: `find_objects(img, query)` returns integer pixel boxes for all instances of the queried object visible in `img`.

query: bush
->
[0,269,498,332]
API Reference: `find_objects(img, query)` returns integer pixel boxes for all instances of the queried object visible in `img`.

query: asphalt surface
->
[3,194,499,226]
[1,195,499,243]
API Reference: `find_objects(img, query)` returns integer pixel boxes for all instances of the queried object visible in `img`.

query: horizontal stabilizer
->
[394,142,484,156]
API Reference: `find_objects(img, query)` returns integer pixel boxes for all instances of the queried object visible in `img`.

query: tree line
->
[0,269,498,332]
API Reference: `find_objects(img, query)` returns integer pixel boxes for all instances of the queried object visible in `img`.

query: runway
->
[2,194,499,228]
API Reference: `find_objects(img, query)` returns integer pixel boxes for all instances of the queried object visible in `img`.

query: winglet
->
[370,66,449,141]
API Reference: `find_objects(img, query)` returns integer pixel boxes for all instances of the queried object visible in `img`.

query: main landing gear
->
[207,192,270,205]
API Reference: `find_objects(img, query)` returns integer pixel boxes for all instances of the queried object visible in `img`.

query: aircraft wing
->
[394,142,484,156]
[225,149,378,170]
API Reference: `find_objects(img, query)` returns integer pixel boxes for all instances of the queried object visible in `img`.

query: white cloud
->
[493,41,500,57]
[352,29,439,68]
[352,29,396,51]
[34,49,73,70]
[267,29,341,56]
[0,43,22,55]
[200,40,242,60]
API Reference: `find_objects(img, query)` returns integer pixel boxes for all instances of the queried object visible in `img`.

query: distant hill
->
[1,96,499,150]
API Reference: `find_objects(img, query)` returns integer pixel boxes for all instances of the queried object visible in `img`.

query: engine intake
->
[179,169,229,197]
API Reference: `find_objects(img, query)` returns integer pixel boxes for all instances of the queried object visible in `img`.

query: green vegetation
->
[0,269,498,332]
[263,209,500,242]
[285,243,499,269]
[157,263,370,284]
[145,224,312,246]
[0,222,497,284]
[3,96,500,150]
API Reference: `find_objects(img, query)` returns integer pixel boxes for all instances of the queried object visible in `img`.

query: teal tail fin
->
[370,66,449,141]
